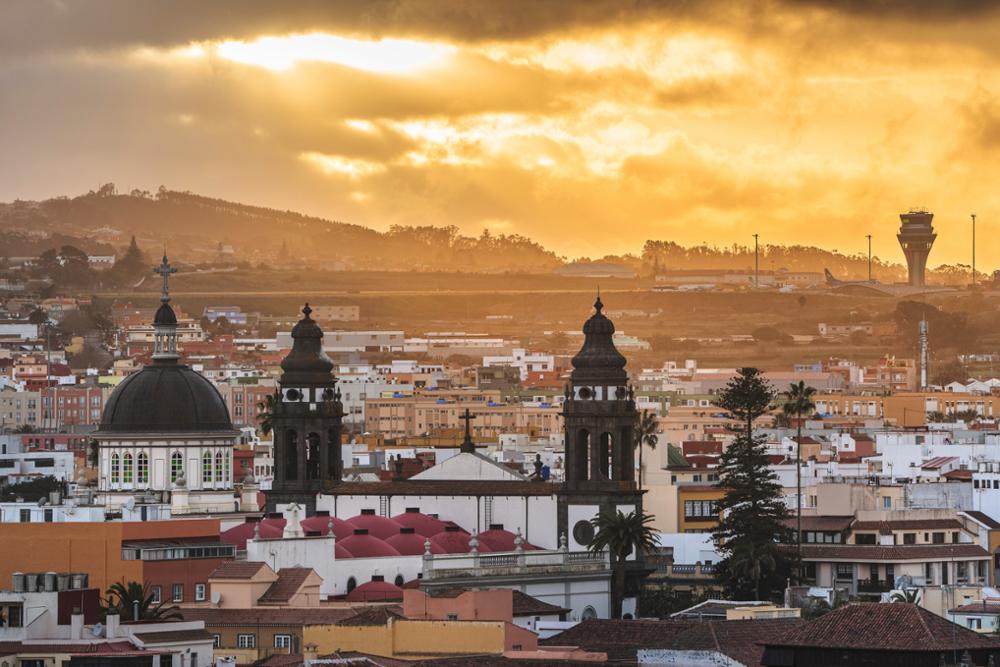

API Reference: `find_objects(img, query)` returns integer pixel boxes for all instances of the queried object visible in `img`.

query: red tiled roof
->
[180,607,356,626]
[670,619,804,666]
[922,456,958,470]
[209,561,269,580]
[798,543,989,561]
[540,619,695,661]
[766,603,1000,652]
[944,469,974,480]
[949,602,1000,614]
[963,511,1000,529]
[346,514,405,540]
[258,568,313,604]
[345,580,403,603]
[511,590,570,617]
[336,607,404,626]
[0,641,153,657]
[781,516,853,533]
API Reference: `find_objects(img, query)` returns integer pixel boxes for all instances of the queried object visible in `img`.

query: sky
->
[1,0,999,266]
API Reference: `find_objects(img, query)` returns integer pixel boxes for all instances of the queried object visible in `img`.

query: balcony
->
[856,578,893,594]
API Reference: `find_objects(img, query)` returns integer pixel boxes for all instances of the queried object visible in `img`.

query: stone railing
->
[423,548,610,581]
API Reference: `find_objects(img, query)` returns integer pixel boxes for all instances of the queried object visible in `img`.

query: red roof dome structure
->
[301,515,354,539]
[428,526,489,554]
[478,525,540,552]
[390,509,448,537]
[345,577,403,602]
[220,520,283,549]
[386,527,447,556]
[338,529,403,558]
[345,511,404,540]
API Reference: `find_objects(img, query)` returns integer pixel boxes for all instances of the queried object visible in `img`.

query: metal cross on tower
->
[459,408,477,454]
[153,254,177,302]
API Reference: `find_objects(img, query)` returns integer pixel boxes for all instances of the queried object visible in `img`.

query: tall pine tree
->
[712,367,792,601]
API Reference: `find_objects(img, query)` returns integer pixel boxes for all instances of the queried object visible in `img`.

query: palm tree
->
[729,540,777,601]
[634,410,659,490]
[256,392,278,436]
[890,589,921,604]
[103,581,182,621]
[588,509,658,618]
[782,381,816,578]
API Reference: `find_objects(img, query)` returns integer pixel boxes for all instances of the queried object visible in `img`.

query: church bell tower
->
[558,296,643,555]
[266,304,344,513]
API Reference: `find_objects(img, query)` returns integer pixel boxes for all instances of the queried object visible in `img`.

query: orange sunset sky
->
[2,0,998,266]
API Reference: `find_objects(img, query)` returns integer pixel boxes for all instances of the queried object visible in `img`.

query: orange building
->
[0,518,229,600]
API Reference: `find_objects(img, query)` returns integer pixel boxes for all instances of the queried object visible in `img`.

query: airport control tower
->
[897,210,937,287]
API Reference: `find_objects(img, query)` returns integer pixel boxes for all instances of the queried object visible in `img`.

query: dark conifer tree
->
[712,368,792,600]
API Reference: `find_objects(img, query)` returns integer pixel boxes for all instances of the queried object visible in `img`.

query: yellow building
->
[304,611,538,659]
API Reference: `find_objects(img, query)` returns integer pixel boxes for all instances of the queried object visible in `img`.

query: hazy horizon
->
[3,1,999,266]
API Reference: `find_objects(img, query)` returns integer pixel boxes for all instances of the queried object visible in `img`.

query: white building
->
[483,348,555,381]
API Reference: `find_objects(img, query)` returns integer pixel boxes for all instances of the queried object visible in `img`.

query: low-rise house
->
[949,599,1000,632]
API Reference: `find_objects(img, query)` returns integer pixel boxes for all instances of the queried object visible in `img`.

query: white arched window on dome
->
[110,452,120,485]
[136,452,149,485]
[122,452,133,484]
[170,451,183,483]
[202,451,213,485]
[215,451,223,483]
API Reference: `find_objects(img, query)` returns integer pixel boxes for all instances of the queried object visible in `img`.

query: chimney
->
[106,610,120,638]
[70,607,84,639]
[303,643,318,663]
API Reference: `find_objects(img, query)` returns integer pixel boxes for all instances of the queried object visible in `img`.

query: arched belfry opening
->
[266,304,344,513]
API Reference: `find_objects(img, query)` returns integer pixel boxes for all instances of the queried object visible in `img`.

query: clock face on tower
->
[573,519,595,545]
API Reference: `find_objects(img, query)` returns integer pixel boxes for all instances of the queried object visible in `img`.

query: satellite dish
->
[211,591,222,604]
[91,622,105,637]
[124,497,136,511]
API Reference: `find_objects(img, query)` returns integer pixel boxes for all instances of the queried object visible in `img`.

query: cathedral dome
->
[280,303,335,386]
[570,296,627,384]
[98,360,235,434]
[153,302,177,326]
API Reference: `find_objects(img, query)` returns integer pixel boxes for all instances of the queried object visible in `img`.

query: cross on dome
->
[154,254,177,303]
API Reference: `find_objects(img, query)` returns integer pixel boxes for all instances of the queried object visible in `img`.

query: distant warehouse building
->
[203,306,248,325]
[557,262,637,279]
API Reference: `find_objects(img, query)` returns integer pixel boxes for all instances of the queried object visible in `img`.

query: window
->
[111,452,120,484]
[19,509,30,523]
[237,634,256,649]
[123,452,133,483]
[968,618,982,630]
[446,613,458,621]
[213,635,221,648]
[903,533,916,545]
[195,583,206,601]
[855,534,876,545]
[835,563,853,580]
[170,451,183,483]
[881,496,891,509]
[932,532,945,544]
[203,452,213,484]
[151,586,162,603]
[136,452,148,484]
[273,635,292,649]
[215,451,223,483]
[952,532,960,544]
[172,584,183,602]
[43,509,52,523]
[346,577,357,593]
[684,500,718,519]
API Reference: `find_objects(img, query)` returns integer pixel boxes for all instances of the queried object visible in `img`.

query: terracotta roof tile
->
[209,561,268,580]
[258,568,313,604]
[852,518,963,533]
[336,607,404,627]
[180,607,356,626]
[766,603,1000,652]
[540,619,694,660]
[511,591,570,617]
[798,543,988,561]
[670,619,805,666]
[964,511,1000,529]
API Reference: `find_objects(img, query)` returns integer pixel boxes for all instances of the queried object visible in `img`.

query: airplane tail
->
[824,268,842,285]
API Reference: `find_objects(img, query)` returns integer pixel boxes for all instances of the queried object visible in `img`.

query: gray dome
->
[570,296,627,385]
[98,360,234,434]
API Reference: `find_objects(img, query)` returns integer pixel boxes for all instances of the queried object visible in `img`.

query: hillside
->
[0,183,963,283]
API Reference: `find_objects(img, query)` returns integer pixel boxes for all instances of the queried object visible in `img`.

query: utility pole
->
[971,214,977,287]
[753,233,759,288]
[866,234,872,283]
